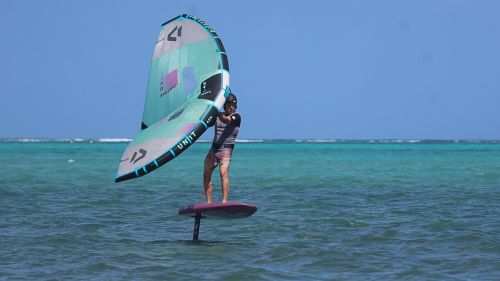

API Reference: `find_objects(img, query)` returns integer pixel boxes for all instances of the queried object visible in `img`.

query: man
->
[203,92,241,203]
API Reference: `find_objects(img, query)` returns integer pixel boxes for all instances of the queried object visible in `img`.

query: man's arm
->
[218,112,238,124]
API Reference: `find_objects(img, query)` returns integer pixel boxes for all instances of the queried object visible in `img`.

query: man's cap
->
[226,92,237,104]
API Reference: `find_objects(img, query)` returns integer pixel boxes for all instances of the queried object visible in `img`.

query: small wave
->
[236,139,264,143]
[16,138,47,142]
[304,139,338,143]
[97,138,132,143]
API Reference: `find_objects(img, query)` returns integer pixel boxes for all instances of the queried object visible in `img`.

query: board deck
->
[178,202,257,219]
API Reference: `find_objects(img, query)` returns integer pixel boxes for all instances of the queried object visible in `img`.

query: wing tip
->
[162,15,182,26]
[115,172,137,183]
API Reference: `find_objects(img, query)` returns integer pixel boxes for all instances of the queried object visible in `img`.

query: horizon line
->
[1,138,500,144]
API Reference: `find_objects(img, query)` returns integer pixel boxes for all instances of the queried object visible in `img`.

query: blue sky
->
[1,0,499,139]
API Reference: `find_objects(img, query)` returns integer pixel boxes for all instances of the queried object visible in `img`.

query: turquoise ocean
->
[1,139,500,280]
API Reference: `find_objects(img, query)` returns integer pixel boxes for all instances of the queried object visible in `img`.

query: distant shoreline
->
[1,138,500,144]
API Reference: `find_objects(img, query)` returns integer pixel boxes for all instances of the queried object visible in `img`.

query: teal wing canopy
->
[116,14,230,182]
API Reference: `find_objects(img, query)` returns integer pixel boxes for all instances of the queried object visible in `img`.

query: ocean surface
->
[1,140,500,280]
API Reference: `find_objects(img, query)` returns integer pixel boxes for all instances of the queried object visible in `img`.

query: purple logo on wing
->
[180,122,196,135]
[160,69,178,96]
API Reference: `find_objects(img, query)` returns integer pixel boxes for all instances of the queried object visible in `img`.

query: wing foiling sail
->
[116,14,229,182]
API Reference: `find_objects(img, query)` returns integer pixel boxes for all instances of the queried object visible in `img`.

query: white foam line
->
[97,138,133,143]
[236,139,264,143]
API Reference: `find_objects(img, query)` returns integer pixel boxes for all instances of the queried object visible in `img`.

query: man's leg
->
[219,162,230,203]
[203,151,215,203]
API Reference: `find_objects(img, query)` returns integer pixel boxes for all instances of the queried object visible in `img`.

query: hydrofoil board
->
[178,202,257,219]
[178,202,257,240]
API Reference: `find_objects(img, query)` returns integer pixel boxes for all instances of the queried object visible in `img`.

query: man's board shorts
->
[205,144,234,167]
